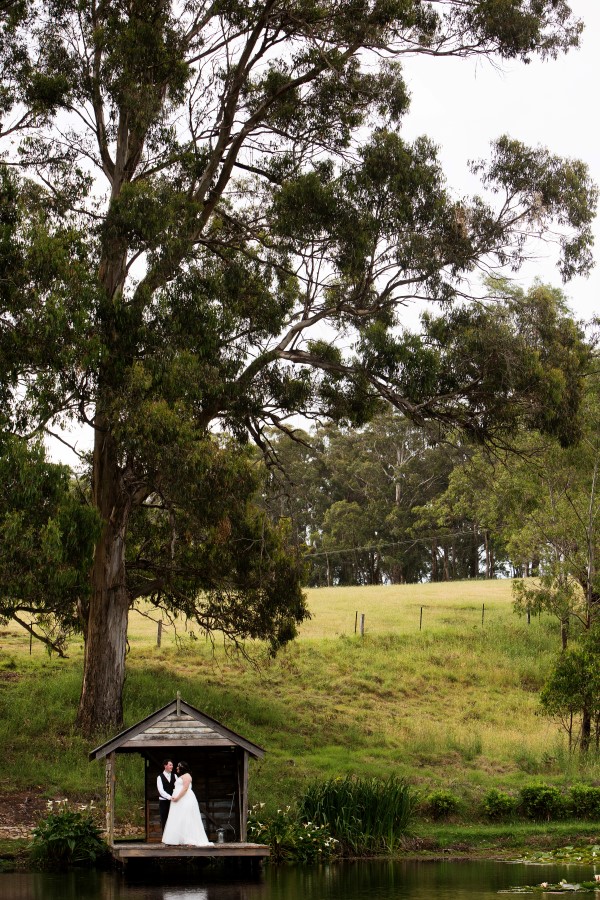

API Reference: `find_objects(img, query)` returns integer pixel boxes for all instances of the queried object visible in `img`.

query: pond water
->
[0,859,596,900]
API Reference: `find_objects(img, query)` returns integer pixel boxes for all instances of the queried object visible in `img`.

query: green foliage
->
[540,628,600,752]
[519,784,566,821]
[424,790,461,821]
[0,437,101,654]
[481,789,516,820]
[247,804,338,864]
[30,800,108,869]
[568,785,600,820]
[297,774,415,854]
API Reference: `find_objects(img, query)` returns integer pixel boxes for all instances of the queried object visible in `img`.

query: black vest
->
[160,773,175,796]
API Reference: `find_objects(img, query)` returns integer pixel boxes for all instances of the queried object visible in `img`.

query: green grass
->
[1,579,598,841]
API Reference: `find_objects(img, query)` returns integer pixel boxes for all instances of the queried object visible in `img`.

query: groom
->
[157,759,175,831]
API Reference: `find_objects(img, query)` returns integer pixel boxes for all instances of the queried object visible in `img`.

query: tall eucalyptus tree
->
[0,1,596,733]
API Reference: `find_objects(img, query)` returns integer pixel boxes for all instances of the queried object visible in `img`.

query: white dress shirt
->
[157,770,174,801]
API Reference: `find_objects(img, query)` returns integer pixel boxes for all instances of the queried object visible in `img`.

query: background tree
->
[540,627,600,753]
[262,410,458,585]
[0,437,99,655]
[509,372,600,658]
[1,1,596,734]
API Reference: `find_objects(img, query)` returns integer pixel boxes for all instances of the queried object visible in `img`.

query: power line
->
[306,528,491,559]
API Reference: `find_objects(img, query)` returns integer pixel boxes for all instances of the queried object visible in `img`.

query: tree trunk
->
[471,526,479,578]
[431,541,438,582]
[581,705,591,753]
[484,531,491,578]
[76,427,132,736]
[560,615,569,650]
[442,544,449,581]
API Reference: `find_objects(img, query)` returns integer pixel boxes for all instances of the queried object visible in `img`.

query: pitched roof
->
[89,696,265,760]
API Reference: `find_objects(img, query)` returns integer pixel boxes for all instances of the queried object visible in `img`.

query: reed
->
[297,774,415,854]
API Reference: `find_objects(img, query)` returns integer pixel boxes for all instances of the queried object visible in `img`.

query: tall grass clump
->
[297,774,415,854]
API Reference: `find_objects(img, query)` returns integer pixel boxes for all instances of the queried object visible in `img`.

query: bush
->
[247,804,338,864]
[424,790,460,820]
[30,800,108,869]
[297,774,415,854]
[481,789,516,820]
[519,784,566,821]
[568,784,600,819]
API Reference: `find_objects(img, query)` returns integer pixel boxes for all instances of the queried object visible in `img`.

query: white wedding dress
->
[162,775,213,846]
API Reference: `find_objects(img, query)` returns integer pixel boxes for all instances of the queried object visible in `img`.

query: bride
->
[162,761,213,846]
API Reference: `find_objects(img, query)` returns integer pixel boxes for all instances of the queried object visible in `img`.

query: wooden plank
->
[111,842,269,859]
[240,752,248,841]
[144,724,219,732]
[123,738,235,748]
[105,753,115,845]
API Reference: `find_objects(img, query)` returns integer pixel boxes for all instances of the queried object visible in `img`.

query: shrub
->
[481,789,516,820]
[247,804,338,864]
[30,800,108,869]
[568,784,600,819]
[519,784,566,821]
[424,790,460,820]
[297,774,415,854]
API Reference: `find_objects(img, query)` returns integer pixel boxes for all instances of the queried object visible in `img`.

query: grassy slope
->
[0,579,598,844]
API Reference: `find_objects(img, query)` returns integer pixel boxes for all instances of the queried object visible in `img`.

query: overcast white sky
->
[48,2,600,464]
[400,0,599,321]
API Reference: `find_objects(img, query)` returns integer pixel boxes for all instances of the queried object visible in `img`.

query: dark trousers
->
[159,799,171,830]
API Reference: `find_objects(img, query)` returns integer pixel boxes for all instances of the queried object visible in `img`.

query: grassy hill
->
[0,579,597,836]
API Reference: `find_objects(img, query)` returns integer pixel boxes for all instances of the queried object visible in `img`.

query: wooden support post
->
[105,752,115,846]
[176,690,181,716]
[157,620,162,647]
[354,611,358,633]
[240,752,249,841]
[482,603,485,627]
[360,613,365,637]
[420,606,423,631]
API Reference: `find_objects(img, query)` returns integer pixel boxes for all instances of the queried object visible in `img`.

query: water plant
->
[29,800,108,869]
[297,774,415,854]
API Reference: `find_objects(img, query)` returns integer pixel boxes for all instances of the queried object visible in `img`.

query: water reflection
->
[0,859,596,900]
[162,890,209,900]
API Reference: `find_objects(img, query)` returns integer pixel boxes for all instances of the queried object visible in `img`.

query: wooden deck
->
[111,841,270,860]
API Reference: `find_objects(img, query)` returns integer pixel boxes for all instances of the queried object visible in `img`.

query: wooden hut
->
[89,693,269,861]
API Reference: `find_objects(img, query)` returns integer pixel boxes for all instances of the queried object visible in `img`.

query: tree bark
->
[560,615,569,650]
[76,426,132,735]
[471,525,479,578]
[431,541,438,581]
[581,705,591,754]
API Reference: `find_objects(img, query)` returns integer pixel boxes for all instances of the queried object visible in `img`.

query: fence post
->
[481,603,485,627]
[419,606,423,631]
[360,613,365,637]
[157,620,163,648]
[354,611,358,634]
